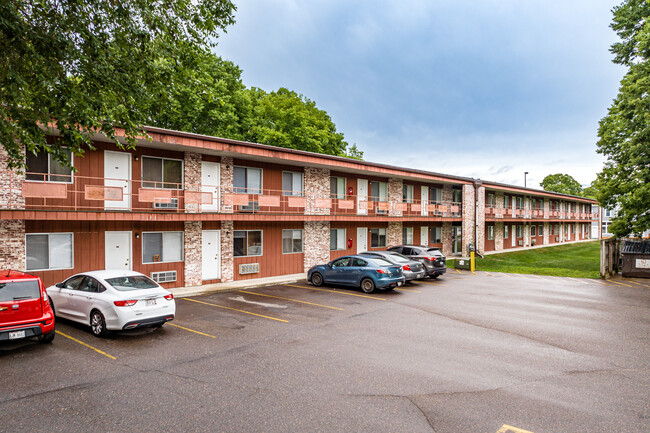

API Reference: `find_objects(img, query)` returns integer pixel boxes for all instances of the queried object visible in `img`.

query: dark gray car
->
[386,245,447,279]
[359,251,426,282]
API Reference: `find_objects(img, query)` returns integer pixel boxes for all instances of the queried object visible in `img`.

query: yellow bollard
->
[470,251,475,272]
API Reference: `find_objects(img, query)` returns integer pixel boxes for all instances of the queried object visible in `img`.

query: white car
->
[46,270,176,337]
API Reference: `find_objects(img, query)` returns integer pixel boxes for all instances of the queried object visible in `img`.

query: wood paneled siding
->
[25,220,185,288]
[232,221,304,280]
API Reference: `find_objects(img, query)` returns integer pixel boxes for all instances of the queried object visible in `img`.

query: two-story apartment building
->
[0,126,598,289]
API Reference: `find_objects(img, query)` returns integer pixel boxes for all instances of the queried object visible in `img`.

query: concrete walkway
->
[169,273,308,298]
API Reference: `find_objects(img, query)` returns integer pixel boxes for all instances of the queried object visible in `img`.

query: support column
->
[304,221,330,271]
[442,184,453,203]
[0,220,25,269]
[495,221,504,251]
[543,198,550,220]
[304,167,330,215]
[183,221,202,286]
[524,224,530,247]
[461,184,476,257]
[387,221,402,247]
[220,221,234,282]
[442,222,453,257]
[476,186,485,254]
[184,152,202,213]
[388,178,403,216]
[543,222,550,245]
[0,146,25,209]
[495,191,504,218]
[220,156,234,213]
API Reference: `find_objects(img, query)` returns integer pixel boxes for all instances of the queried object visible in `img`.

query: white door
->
[420,226,428,246]
[202,230,221,280]
[201,162,220,212]
[104,151,131,209]
[357,227,368,253]
[105,231,132,270]
[511,225,516,247]
[357,179,368,215]
[421,186,428,216]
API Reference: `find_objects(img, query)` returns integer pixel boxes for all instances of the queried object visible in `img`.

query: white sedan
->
[46,270,176,337]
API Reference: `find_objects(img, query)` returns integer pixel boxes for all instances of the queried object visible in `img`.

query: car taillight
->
[42,291,48,301]
[423,256,435,261]
[402,265,411,271]
[164,294,174,301]
[376,269,387,274]
[114,300,137,307]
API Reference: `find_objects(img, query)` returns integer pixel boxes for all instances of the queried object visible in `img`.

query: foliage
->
[540,173,583,196]
[581,182,599,199]
[0,0,235,170]
[595,0,650,237]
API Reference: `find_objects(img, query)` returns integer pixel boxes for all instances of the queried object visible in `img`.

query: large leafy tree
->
[0,0,235,169]
[540,173,583,196]
[595,0,650,237]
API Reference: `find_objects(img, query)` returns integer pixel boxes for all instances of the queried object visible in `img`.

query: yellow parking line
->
[394,287,421,293]
[238,290,343,310]
[485,272,495,277]
[417,281,448,286]
[167,323,216,338]
[498,272,511,277]
[603,279,635,288]
[55,330,116,360]
[185,298,289,323]
[625,280,649,287]
[284,284,386,301]
[496,425,535,433]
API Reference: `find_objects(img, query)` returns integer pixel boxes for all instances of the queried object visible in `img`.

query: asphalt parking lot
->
[2,271,649,433]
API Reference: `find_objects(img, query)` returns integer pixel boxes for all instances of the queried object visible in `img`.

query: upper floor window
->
[330,177,346,199]
[530,198,537,209]
[452,188,462,203]
[403,184,414,203]
[430,187,442,203]
[504,196,511,208]
[515,196,523,209]
[25,149,73,183]
[370,181,387,201]
[234,166,262,194]
[487,193,496,207]
[142,156,183,189]
[282,171,303,197]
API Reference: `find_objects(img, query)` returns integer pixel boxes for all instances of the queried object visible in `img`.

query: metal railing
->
[484,205,598,220]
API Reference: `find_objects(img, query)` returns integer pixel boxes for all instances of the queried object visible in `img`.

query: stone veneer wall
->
[494,221,504,251]
[183,221,202,286]
[524,224,530,247]
[304,167,330,215]
[387,221,402,247]
[442,184,453,203]
[0,220,25,270]
[544,198,550,220]
[220,156,234,213]
[442,222,453,257]
[303,221,330,271]
[0,146,25,209]
[475,186,485,254]
[184,152,202,213]
[461,184,475,257]
[388,178,403,216]
[220,221,234,282]
[543,222,550,245]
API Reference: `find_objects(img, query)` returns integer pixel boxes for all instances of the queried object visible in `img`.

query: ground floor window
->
[516,225,523,238]
[282,229,303,254]
[487,226,494,240]
[142,232,183,263]
[539,225,544,236]
[234,230,263,257]
[370,228,387,248]
[504,225,509,239]
[430,226,442,243]
[330,228,346,250]
[531,225,536,237]
[26,233,73,271]
[402,227,413,244]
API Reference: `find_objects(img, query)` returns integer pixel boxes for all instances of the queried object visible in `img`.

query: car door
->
[325,257,350,283]
[53,275,85,320]
[348,258,367,285]
[70,277,105,322]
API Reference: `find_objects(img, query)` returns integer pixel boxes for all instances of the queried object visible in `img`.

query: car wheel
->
[90,310,109,338]
[311,272,324,287]
[38,329,55,344]
[360,278,375,294]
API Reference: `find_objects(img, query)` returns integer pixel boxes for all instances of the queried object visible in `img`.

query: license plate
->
[9,330,25,340]
[146,299,157,307]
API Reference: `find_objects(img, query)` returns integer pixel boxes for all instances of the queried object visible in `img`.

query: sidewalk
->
[169,273,308,298]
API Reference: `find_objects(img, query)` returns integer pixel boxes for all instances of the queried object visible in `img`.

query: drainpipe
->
[474,179,483,257]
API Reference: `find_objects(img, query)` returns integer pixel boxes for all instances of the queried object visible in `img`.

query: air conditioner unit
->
[240,201,260,212]
[531,239,537,245]
[518,240,523,246]
[153,198,178,209]
[555,236,559,242]
[151,271,177,283]
[239,263,260,275]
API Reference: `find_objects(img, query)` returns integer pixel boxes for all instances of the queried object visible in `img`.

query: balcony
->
[485,205,598,221]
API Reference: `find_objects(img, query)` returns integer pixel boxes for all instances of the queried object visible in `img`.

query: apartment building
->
[0,127,598,289]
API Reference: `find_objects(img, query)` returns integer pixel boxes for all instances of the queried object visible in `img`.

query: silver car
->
[359,251,426,282]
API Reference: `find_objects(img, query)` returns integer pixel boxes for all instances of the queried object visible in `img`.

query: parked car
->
[387,245,447,278]
[308,255,405,293]
[46,270,175,337]
[359,251,426,282]
[0,270,55,344]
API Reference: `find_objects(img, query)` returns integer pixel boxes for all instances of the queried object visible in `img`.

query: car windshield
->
[105,276,159,291]
[388,253,411,263]
[367,257,394,267]
[0,280,40,302]
[426,248,443,256]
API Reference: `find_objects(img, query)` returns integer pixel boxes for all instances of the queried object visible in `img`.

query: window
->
[504,225,509,239]
[351,258,368,267]
[531,198,537,210]
[516,225,523,238]
[430,227,442,243]
[332,257,350,267]
[402,227,413,244]
[571,224,575,234]
[538,225,543,236]
[233,166,262,194]
[554,224,559,235]
[233,230,262,257]
[487,193,496,207]
[25,149,73,183]
[531,225,537,237]
[370,181,387,201]
[487,226,495,240]
[330,177,346,199]
[403,184,414,203]
[370,228,387,248]
[26,233,73,271]
[430,187,442,203]
[142,232,183,263]
[282,172,303,197]
[141,156,183,189]
[516,196,523,209]
[452,188,462,203]
[504,196,511,208]
[282,229,303,254]
[330,228,346,250]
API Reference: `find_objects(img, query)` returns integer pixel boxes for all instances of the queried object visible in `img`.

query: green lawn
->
[448,241,600,279]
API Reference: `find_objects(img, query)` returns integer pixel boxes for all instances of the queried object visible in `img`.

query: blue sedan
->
[307,255,405,293]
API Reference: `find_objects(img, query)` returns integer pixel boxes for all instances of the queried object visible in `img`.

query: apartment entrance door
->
[104,151,131,210]
[452,226,462,255]
[105,231,132,270]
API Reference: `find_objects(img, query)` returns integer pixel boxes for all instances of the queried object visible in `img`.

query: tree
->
[581,182,599,200]
[0,0,236,169]
[540,173,583,196]
[595,0,650,237]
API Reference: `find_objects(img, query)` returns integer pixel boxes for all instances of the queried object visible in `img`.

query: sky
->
[214,0,625,189]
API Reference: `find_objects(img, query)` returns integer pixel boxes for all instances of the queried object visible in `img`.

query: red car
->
[0,270,55,344]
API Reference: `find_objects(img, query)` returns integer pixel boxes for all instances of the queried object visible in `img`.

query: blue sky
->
[214,0,624,189]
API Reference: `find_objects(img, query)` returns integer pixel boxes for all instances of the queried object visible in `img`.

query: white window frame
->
[282,229,303,254]
[516,225,523,238]
[233,166,263,194]
[141,156,184,190]
[538,225,544,236]
[504,225,509,239]
[330,228,346,251]
[370,181,388,202]
[233,230,263,257]
[487,193,496,207]
[403,184,414,203]
[402,226,413,244]
[370,228,387,248]
[330,177,346,200]
[25,148,74,184]
[142,231,184,264]
[282,171,304,197]
[25,232,74,271]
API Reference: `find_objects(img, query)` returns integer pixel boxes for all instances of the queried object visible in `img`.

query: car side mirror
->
[328,263,334,268]
[55,282,63,288]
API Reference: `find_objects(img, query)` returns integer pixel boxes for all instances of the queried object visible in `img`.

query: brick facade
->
[442,184,453,203]
[495,221,504,251]
[442,222,452,257]
[0,146,25,209]
[475,186,485,254]
[220,156,234,213]
[184,152,202,213]
[543,222,550,245]
[220,220,234,282]
[183,221,202,286]
[388,178,403,216]
[461,184,475,256]
[0,220,25,270]
[304,167,330,215]
[303,221,330,271]
[387,221,402,247]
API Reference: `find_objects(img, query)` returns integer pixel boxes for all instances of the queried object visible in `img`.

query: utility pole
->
[524,171,529,188]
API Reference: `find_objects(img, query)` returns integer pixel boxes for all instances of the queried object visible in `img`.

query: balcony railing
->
[2,172,463,218]
[485,205,598,220]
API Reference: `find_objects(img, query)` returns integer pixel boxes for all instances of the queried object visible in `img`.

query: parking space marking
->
[167,323,216,338]
[603,279,635,288]
[485,272,495,277]
[238,290,343,310]
[623,280,649,288]
[416,281,448,286]
[394,287,421,293]
[284,284,386,301]
[185,298,289,323]
[55,330,116,360]
[496,424,535,433]
[454,269,462,274]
